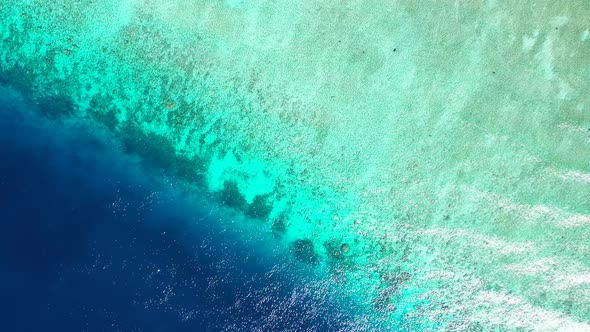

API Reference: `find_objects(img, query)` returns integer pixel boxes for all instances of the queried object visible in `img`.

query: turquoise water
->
[1,1,590,330]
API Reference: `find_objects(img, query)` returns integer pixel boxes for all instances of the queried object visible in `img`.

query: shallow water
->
[1,1,590,330]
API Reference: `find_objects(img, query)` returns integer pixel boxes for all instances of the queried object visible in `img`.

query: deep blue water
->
[0,87,362,331]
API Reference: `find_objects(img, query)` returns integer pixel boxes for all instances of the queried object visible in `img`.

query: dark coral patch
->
[0,64,36,94]
[323,240,352,260]
[36,93,76,119]
[89,99,119,130]
[217,182,273,221]
[245,194,272,220]
[120,126,205,184]
[380,270,411,285]
[290,239,320,266]
[219,181,247,210]
[271,218,286,237]
[323,240,356,282]
[372,286,397,312]
[323,240,344,260]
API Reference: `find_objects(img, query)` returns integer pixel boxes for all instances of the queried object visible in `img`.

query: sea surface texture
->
[1,1,589,331]
[0,87,363,331]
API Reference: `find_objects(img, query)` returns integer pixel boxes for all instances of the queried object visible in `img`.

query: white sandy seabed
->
[1,0,590,330]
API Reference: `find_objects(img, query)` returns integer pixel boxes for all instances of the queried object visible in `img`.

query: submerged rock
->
[323,240,352,260]
[340,243,350,254]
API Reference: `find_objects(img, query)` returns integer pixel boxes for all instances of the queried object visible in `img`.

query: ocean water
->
[1,0,590,330]
[0,88,368,331]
